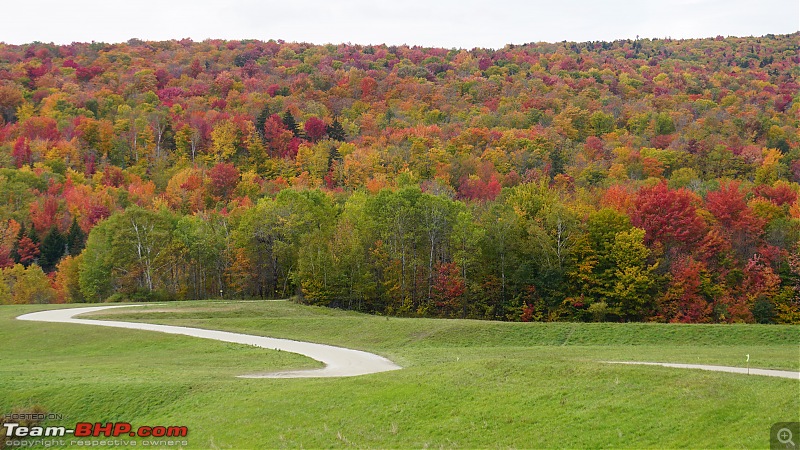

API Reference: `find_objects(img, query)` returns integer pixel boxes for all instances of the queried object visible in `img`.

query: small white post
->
[746,354,750,375]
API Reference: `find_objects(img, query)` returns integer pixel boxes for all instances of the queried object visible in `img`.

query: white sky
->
[1,0,798,48]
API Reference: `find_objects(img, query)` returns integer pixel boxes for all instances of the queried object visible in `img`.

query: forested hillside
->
[0,34,797,323]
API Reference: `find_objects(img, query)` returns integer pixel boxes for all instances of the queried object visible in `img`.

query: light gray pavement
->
[17,305,402,378]
[605,361,799,379]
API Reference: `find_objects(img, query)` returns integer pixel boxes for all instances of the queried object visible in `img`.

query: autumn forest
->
[0,34,798,323]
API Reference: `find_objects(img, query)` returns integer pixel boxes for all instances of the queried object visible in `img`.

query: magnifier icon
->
[778,428,796,447]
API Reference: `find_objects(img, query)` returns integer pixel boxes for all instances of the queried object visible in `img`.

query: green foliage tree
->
[174,214,228,299]
[80,207,175,301]
[478,203,524,319]
[234,189,336,298]
[79,218,115,302]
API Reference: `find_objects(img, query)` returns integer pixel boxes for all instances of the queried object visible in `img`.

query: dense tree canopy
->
[0,34,797,323]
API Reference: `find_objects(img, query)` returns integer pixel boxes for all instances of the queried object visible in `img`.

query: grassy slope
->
[2,300,798,449]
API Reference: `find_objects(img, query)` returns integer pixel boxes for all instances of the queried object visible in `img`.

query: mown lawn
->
[2,300,798,449]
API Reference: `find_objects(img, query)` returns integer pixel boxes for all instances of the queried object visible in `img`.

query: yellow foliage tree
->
[0,264,58,305]
[54,254,84,303]
[210,119,241,163]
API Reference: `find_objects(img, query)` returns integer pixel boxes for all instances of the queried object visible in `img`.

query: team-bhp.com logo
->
[4,421,188,438]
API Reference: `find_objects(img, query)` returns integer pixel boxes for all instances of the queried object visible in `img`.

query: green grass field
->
[2,300,798,449]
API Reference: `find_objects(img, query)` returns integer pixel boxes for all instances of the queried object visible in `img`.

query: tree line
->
[21,180,790,324]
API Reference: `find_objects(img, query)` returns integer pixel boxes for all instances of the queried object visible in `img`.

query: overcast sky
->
[1,0,797,48]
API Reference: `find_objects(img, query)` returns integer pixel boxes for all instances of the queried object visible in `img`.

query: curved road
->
[17,305,402,378]
[18,306,796,380]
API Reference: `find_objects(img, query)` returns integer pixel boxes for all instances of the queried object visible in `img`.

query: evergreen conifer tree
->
[255,105,271,142]
[67,218,86,257]
[326,118,346,141]
[40,226,67,272]
[282,111,301,137]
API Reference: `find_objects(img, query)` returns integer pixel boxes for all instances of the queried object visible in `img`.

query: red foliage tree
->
[87,204,110,227]
[705,181,764,260]
[725,253,783,322]
[188,59,203,78]
[303,117,327,142]
[154,68,171,88]
[632,182,705,251]
[76,66,104,82]
[26,64,50,79]
[266,84,281,96]
[209,162,240,200]
[19,116,60,142]
[458,173,502,202]
[17,236,40,266]
[705,181,763,236]
[360,77,377,98]
[30,196,60,235]
[263,114,298,158]
[657,257,713,323]
[584,136,605,160]
[102,165,127,187]
[11,137,31,168]
[754,182,798,206]
[695,228,731,264]
[650,134,674,149]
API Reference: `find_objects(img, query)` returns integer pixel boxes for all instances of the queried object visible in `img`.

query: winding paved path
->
[17,305,402,378]
[605,361,799,379]
[19,306,796,380]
